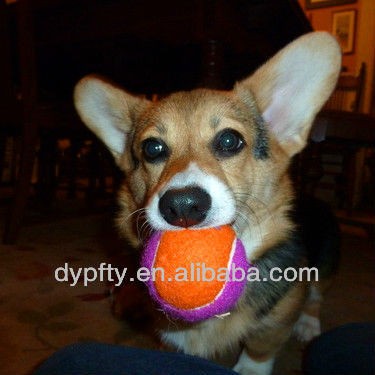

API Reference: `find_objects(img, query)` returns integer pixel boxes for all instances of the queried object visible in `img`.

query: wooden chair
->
[2,0,111,244]
[2,0,200,244]
[0,1,21,188]
[325,63,366,112]
[299,63,368,210]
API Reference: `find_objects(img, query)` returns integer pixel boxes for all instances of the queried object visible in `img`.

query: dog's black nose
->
[158,187,211,228]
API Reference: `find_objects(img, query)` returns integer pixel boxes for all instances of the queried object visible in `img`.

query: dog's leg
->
[293,285,322,342]
[233,321,294,375]
[233,350,274,375]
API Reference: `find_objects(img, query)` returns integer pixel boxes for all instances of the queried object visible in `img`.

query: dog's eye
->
[142,138,169,163]
[212,129,245,157]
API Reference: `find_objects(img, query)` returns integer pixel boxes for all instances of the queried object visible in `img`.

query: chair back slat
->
[324,63,366,112]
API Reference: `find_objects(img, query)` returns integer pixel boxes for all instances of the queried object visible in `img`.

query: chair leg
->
[35,132,57,208]
[344,149,358,215]
[3,122,38,244]
[67,138,80,199]
[0,135,7,183]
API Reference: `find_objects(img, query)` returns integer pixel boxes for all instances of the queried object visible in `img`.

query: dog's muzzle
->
[158,186,211,228]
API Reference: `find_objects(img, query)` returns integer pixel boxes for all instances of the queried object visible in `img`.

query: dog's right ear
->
[74,75,148,163]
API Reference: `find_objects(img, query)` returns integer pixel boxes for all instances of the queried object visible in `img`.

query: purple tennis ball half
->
[141,227,252,323]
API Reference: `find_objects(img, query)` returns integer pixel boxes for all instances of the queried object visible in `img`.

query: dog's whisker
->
[233,208,250,231]
[233,191,289,238]
[135,209,148,241]
[233,195,267,243]
[234,196,262,220]
[236,204,259,232]
[233,191,273,220]
[125,207,147,240]
[143,224,154,242]
[126,207,147,221]
[139,220,150,241]
[233,191,269,208]
[139,219,155,242]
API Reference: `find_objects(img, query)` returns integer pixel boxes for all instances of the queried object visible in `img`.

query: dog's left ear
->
[236,32,341,156]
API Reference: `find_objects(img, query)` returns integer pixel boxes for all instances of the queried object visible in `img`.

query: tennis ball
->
[141,226,250,322]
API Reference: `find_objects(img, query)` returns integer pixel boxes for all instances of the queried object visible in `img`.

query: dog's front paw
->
[293,312,321,342]
[233,350,274,375]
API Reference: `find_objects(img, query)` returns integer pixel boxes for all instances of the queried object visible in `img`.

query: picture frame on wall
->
[305,0,356,9]
[332,10,356,54]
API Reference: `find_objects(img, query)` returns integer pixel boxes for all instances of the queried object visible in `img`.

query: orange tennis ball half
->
[141,225,251,322]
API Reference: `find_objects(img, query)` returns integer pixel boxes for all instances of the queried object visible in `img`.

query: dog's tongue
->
[141,225,252,323]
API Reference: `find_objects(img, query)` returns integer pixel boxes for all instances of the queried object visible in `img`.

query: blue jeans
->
[33,323,375,375]
[303,322,375,375]
[33,342,236,375]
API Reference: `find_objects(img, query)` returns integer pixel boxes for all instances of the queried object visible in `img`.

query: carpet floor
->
[0,213,374,375]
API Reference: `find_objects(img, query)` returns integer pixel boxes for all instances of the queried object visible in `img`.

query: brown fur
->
[113,89,295,251]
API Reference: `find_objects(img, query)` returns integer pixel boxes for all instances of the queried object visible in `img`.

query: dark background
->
[7,0,312,99]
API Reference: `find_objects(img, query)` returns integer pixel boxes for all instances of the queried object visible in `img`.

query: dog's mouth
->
[145,164,236,232]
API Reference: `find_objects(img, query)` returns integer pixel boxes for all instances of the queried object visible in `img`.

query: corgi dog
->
[74,32,341,375]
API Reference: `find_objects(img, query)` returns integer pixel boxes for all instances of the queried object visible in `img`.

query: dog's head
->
[74,32,341,255]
